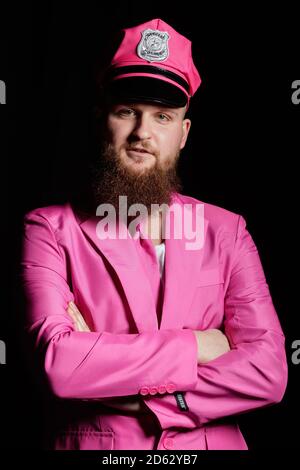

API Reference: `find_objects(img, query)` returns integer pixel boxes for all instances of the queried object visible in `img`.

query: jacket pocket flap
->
[55,430,114,450]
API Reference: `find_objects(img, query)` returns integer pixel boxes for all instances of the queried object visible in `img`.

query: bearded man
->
[20,19,287,450]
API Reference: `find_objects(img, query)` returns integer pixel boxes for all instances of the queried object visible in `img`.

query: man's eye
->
[158,113,170,121]
[117,108,135,116]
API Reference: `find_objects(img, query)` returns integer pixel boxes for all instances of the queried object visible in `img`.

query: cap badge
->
[137,29,170,62]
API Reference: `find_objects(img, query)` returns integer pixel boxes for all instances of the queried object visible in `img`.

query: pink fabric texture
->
[20,192,287,450]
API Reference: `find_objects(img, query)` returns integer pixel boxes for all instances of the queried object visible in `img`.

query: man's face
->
[105,102,191,175]
[93,101,191,213]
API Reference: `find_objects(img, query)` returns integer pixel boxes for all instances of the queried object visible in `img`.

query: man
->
[21,19,287,450]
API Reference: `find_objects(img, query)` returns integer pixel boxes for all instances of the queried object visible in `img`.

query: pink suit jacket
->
[21,192,288,450]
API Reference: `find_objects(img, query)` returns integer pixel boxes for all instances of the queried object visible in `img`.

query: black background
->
[1,0,299,454]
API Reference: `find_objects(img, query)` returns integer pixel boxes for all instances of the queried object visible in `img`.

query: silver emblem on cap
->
[137,29,170,62]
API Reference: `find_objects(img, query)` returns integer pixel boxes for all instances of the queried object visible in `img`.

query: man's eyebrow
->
[158,108,180,116]
[110,104,181,116]
[110,103,134,109]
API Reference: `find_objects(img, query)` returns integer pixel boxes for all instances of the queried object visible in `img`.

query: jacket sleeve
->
[20,210,199,400]
[142,215,288,429]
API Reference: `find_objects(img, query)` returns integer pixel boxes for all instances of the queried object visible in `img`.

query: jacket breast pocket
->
[187,268,225,329]
[197,267,224,287]
[55,430,114,450]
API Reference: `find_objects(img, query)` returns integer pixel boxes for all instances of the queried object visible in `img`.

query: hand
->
[99,396,146,412]
[67,301,90,332]
[66,301,145,413]
[193,328,231,364]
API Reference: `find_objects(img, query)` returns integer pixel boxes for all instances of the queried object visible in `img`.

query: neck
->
[144,210,164,245]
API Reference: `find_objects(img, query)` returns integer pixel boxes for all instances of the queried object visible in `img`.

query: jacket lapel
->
[160,194,208,329]
[76,193,208,333]
[79,213,159,332]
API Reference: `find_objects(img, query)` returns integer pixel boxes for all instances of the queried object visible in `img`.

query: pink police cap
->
[103,18,201,108]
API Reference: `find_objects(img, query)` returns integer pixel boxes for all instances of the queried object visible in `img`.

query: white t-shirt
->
[154,242,166,278]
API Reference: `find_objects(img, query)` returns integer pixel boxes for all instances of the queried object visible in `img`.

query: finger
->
[72,309,90,332]
[68,302,90,332]
[67,304,86,332]
[101,398,142,412]
[67,306,83,331]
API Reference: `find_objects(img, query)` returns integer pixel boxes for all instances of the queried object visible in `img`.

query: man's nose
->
[131,115,152,140]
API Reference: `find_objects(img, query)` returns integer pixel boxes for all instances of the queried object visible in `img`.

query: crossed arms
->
[21,210,288,429]
[67,299,231,412]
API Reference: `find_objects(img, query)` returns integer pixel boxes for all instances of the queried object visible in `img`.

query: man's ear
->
[180,119,191,149]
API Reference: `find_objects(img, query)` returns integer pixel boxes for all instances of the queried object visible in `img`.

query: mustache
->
[126,143,158,156]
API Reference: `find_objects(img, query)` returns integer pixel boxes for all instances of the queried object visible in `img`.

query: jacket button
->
[166,383,176,393]
[149,386,158,395]
[140,387,150,395]
[163,438,174,449]
[158,385,167,394]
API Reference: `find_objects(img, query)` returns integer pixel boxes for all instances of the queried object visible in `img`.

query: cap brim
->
[105,76,188,108]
